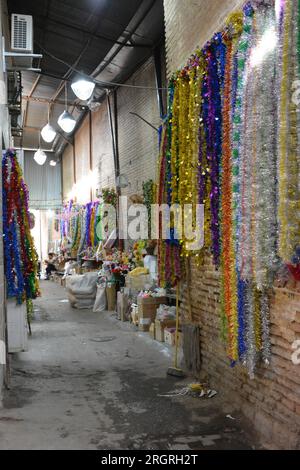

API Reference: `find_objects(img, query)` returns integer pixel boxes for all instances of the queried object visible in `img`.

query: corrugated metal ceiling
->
[7,0,164,155]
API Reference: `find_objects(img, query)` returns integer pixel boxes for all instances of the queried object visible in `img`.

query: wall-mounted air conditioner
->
[10,13,33,68]
[11,14,33,52]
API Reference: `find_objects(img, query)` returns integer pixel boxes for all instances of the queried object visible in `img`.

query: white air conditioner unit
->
[11,14,33,52]
[11,13,33,67]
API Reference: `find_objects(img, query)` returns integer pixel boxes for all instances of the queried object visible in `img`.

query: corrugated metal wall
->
[24,151,62,209]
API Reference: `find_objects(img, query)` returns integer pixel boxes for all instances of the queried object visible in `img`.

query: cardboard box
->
[106,284,116,311]
[149,322,156,340]
[137,296,167,332]
[117,292,129,321]
[138,316,152,332]
[155,319,177,342]
[130,304,139,325]
[126,274,152,290]
[164,328,176,346]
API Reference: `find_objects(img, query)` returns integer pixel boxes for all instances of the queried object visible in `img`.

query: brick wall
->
[91,101,115,193]
[164,0,300,449]
[164,0,244,75]
[180,258,300,448]
[117,57,161,197]
[62,56,162,203]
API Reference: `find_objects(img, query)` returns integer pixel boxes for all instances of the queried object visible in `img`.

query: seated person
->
[37,260,41,279]
[45,253,58,279]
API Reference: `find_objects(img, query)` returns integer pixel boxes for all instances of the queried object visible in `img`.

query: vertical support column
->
[73,138,76,203]
[89,110,93,202]
[0,0,8,399]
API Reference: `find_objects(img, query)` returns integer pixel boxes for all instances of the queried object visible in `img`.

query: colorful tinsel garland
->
[60,200,105,258]
[156,0,300,375]
[2,149,39,304]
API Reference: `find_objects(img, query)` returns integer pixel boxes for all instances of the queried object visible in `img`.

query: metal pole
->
[4,52,43,58]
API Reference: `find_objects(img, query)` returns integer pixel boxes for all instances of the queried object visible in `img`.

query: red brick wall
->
[179,256,300,448]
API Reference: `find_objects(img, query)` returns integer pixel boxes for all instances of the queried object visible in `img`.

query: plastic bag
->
[93,285,107,312]
[66,272,98,296]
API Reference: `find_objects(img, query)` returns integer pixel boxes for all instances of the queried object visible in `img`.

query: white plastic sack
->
[93,285,107,312]
[144,255,157,280]
[75,298,95,310]
[67,291,77,308]
[66,272,98,296]
[63,261,78,277]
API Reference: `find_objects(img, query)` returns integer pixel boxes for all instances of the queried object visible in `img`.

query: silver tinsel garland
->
[252,6,279,290]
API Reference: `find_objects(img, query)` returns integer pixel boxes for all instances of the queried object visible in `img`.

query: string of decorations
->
[278,0,300,265]
[2,149,39,307]
[156,0,300,375]
[60,199,105,258]
[157,120,182,287]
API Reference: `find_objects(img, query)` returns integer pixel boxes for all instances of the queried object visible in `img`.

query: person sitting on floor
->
[45,253,58,280]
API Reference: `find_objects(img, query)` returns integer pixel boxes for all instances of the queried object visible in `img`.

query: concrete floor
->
[0,281,257,450]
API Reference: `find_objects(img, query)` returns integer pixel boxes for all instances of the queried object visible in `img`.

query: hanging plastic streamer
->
[61,199,104,259]
[232,1,278,375]
[171,64,204,260]
[204,33,226,267]
[76,205,86,257]
[155,0,300,375]
[251,3,279,289]
[157,98,182,288]
[219,11,244,364]
[2,149,40,304]
[278,0,300,264]
[230,3,254,361]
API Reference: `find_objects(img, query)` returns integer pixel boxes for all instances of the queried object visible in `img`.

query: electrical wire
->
[35,42,168,91]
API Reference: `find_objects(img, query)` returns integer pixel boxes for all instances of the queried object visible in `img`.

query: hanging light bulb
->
[34,132,47,165]
[41,123,56,143]
[57,110,76,133]
[49,159,57,166]
[71,78,95,101]
[34,149,47,165]
[41,104,57,142]
[57,83,76,133]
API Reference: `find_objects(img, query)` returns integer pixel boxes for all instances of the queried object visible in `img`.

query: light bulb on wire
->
[41,123,56,143]
[57,110,76,133]
[41,104,56,142]
[34,148,47,165]
[34,133,47,165]
[71,77,95,101]
[57,83,76,134]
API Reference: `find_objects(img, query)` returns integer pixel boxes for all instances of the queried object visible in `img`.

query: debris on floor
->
[158,383,218,399]
[226,414,236,421]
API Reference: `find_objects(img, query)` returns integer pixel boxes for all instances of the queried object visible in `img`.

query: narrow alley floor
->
[0,282,258,450]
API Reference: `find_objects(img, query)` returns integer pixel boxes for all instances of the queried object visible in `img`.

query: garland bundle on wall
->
[143,179,155,239]
[157,0,300,375]
[61,200,104,257]
[2,149,39,307]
